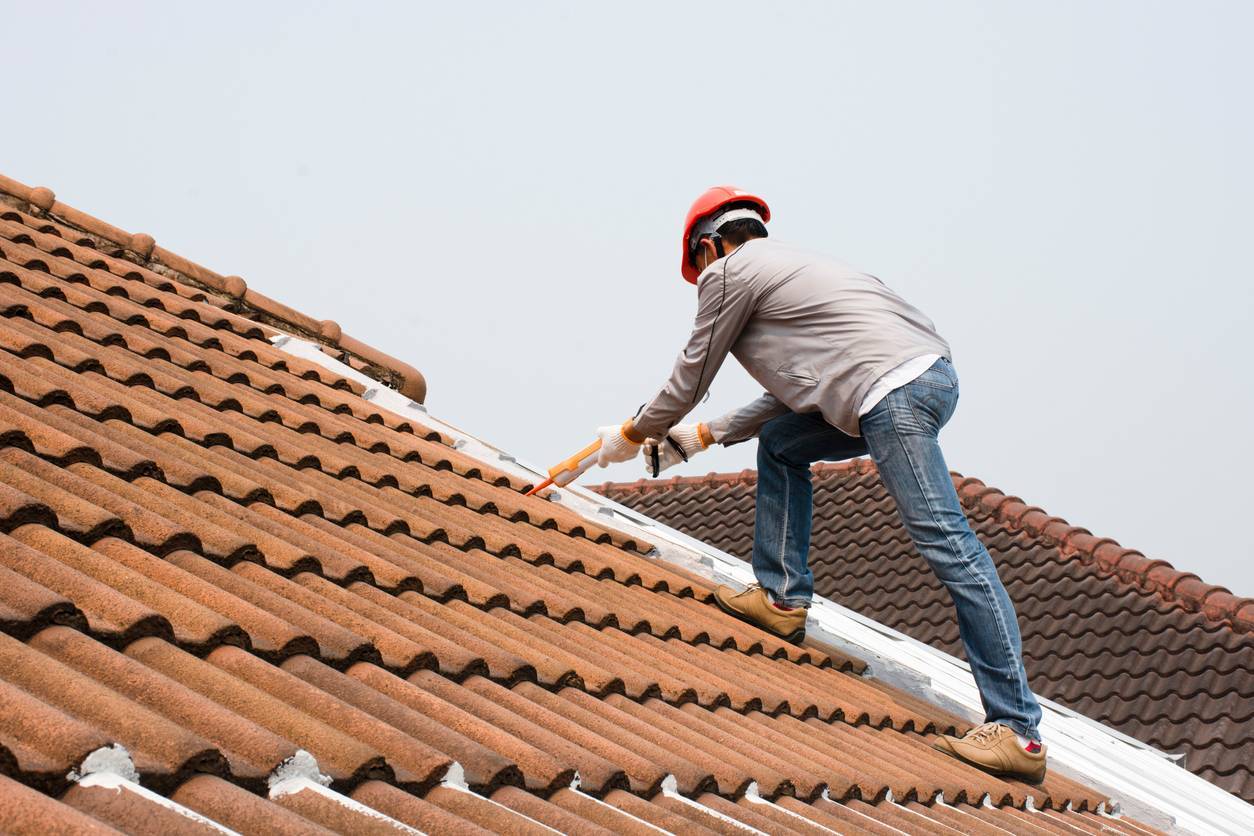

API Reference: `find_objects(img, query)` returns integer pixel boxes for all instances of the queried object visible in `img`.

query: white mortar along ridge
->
[662,775,765,834]
[275,334,1254,836]
[565,775,669,834]
[266,749,331,793]
[70,746,238,834]
[743,783,843,832]
[267,751,420,831]
[438,774,561,833]
[67,743,138,784]
[268,760,415,832]
[822,787,907,832]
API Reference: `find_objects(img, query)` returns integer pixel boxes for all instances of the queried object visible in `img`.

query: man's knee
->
[925,531,997,586]
[758,414,800,464]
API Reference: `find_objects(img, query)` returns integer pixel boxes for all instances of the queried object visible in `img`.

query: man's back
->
[712,238,951,435]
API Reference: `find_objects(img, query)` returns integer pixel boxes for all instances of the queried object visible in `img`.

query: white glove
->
[595,421,643,467]
[643,423,713,477]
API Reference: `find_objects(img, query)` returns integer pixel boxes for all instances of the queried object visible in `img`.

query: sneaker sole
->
[712,594,806,645]
[931,745,1047,785]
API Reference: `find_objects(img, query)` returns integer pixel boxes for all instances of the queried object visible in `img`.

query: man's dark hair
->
[715,201,768,247]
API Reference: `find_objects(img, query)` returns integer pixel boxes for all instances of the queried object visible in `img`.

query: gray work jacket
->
[632,238,951,442]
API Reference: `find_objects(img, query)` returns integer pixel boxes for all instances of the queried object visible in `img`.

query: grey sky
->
[7,2,1252,598]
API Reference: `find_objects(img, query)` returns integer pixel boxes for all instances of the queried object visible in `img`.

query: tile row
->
[0,323,653,552]
[0,770,1158,836]
[598,465,1254,804]
[0,624,1106,812]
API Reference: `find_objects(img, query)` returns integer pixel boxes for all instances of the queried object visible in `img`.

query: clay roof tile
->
[599,466,1254,804]
[0,170,1175,831]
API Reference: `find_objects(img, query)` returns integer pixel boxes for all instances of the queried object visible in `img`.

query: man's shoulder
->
[720,239,863,279]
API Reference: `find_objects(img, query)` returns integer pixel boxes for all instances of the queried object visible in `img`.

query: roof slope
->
[0,173,1160,833]
[597,461,1254,804]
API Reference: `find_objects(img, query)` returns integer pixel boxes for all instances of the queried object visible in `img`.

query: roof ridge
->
[949,473,1253,633]
[0,171,426,403]
[596,462,1253,633]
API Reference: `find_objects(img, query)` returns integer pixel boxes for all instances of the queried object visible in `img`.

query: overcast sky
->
[7,2,1252,598]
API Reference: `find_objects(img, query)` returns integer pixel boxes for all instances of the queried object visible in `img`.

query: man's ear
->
[699,237,720,269]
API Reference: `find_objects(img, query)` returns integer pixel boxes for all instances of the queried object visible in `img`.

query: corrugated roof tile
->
[600,466,1254,805]
[0,176,1169,833]
[0,772,124,834]
[59,781,223,835]
[171,773,337,835]
[0,631,226,790]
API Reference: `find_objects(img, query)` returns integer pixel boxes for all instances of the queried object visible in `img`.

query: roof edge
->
[592,460,1254,633]
[0,171,426,403]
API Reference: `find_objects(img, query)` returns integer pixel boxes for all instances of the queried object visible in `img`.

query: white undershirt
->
[857,354,942,417]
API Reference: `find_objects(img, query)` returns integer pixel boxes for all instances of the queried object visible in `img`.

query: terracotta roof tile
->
[598,463,1254,804]
[0,773,124,834]
[0,675,113,793]
[419,784,555,834]
[0,182,423,401]
[490,785,619,835]
[171,774,338,835]
[0,173,1168,833]
[0,630,226,791]
[166,551,376,665]
[59,781,224,835]
[29,627,285,788]
[293,661,520,791]
[600,789,717,834]
[269,784,415,834]
[349,780,495,833]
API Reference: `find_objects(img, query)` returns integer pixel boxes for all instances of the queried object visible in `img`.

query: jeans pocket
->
[905,379,957,430]
[912,366,955,390]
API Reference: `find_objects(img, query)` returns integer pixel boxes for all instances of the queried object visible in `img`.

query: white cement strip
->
[268,776,420,833]
[266,750,419,833]
[438,777,562,833]
[818,787,914,835]
[71,746,237,834]
[658,775,765,834]
[566,777,669,834]
[742,784,840,833]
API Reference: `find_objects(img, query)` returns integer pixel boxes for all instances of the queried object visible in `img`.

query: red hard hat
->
[680,186,771,283]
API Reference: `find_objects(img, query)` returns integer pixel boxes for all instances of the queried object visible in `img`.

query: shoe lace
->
[965,722,1005,745]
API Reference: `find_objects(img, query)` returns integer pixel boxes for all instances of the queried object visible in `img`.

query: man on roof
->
[591,186,1047,783]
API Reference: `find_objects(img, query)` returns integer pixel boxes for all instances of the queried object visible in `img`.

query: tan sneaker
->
[713,584,807,644]
[932,722,1047,784]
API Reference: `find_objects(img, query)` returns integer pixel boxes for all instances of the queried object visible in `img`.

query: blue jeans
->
[752,358,1042,740]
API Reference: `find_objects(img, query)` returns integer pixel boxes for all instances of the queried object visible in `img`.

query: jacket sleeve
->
[705,392,789,445]
[630,268,757,440]
[707,396,782,448]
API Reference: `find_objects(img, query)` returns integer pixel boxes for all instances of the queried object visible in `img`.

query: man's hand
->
[595,421,643,467]
[643,423,714,477]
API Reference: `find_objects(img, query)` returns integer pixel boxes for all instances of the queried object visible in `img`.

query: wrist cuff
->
[621,419,645,445]
[697,423,715,448]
